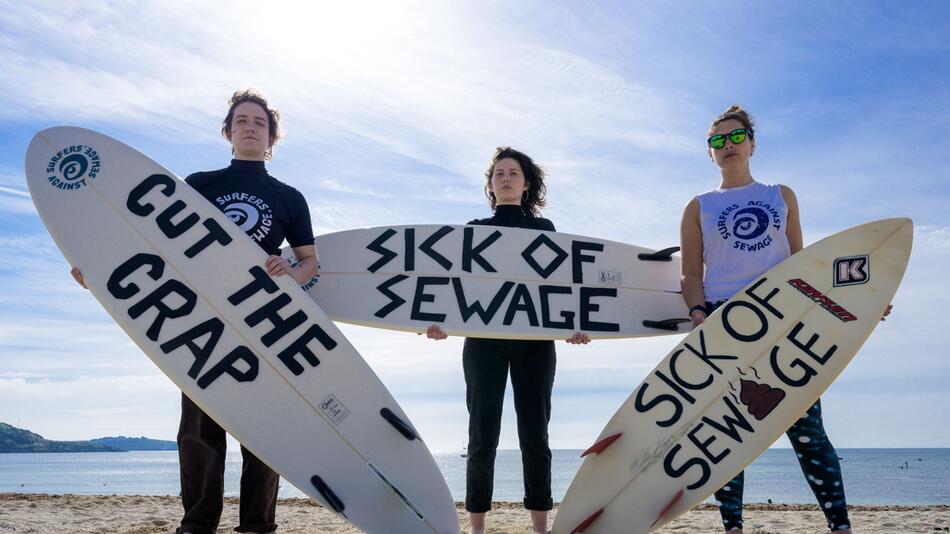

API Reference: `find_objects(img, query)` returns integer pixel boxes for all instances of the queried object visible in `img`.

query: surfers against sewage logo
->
[46,145,101,191]
[717,201,782,251]
[215,192,273,243]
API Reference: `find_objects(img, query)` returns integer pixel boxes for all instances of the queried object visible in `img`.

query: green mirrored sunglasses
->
[707,128,750,150]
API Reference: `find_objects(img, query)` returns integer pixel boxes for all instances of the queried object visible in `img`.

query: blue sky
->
[1,1,949,452]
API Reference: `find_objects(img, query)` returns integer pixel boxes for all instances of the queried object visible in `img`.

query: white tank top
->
[697,181,790,302]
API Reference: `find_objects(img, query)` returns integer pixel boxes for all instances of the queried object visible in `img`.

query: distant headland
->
[0,423,176,453]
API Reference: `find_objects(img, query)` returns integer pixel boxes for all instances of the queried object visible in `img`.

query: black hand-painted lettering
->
[572,241,603,284]
[155,200,200,238]
[184,219,233,258]
[787,322,837,365]
[538,285,575,329]
[521,234,568,279]
[128,279,197,341]
[375,275,408,318]
[579,287,620,331]
[159,318,225,378]
[634,382,683,428]
[655,369,697,404]
[228,266,279,305]
[462,227,500,273]
[663,444,710,490]
[244,294,308,347]
[411,277,449,322]
[107,253,164,299]
[669,348,714,390]
[366,228,398,273]
[404,228,415,271]
[744,278,784,319]
[452,278,513,324]
[700,396,754,443]
[687,422,730,464]
[721,300,768,342]
[770,345,817,387]
[419,226,454,270]
[197,345,258,389]
[683,330,738,374]
[503,283,539,327]
[127,174,175,217]
[277,324,337,375]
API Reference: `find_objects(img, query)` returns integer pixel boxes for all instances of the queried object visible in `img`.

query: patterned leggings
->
[715,400,851,531]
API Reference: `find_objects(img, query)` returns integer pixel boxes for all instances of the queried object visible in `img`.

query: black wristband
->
[689,304,708,316]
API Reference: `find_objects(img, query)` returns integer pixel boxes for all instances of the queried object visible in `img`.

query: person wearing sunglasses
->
[678,105,853,533]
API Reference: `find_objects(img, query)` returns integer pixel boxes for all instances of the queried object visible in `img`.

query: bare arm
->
[289,244,318,284]
[680,198,707,327]
[781,185,803,254]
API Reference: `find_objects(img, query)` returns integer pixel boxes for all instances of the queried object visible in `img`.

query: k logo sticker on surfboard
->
[834,255,870,286]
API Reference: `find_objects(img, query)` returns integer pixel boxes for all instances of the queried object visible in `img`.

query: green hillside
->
[89,436,176,451]
[0,423,121,453]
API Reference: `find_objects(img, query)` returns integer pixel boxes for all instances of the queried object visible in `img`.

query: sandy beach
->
[0,494,947,533]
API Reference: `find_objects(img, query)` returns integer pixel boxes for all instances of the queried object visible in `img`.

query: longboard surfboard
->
[551,218,912,534]
[25,127,459,534]
[284,225,689,339]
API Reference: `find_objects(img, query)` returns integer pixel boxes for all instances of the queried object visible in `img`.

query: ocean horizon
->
[1,448,947,505]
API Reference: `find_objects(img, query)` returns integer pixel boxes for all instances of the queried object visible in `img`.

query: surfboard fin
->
[571,508,604,533]
[367,462,426,521]
[580,433,622,458]
[310,475,346,518]
[638,246,680,262]
[650,488,684,527]
[380,407,419,441]
[642,318,691,331]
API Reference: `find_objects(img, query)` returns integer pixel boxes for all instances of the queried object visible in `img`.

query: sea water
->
[1,449,947,504]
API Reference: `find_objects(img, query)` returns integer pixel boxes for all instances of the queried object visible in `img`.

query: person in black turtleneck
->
[71,89,317,534]
[423,147,589,534]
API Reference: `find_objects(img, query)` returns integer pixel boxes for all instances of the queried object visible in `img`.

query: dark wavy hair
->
[709,104,755,139]
[221,88,282,160]
[483,146,548,217]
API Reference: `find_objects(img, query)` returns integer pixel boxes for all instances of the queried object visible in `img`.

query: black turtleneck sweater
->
[185,159,314,256]
[467,204,556,232]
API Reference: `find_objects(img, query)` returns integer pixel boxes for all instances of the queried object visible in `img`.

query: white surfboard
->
[551,218,912,534]
[285,225,689,339]
[25,127,458,534]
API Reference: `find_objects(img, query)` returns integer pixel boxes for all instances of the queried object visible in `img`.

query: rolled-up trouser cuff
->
[524,496,553,511]
[465,499,491,513]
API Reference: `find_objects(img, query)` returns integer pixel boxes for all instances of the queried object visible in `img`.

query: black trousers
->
[463,338,556,513]
[177,394,280,534]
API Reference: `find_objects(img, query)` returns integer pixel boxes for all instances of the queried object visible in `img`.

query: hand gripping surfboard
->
[552,218,912,534]
[25,126,459,534]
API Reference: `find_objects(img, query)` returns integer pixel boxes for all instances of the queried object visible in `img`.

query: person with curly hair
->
[423,147,589,534]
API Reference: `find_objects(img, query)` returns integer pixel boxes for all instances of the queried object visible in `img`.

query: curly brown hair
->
[483,146,548,217]
[221,89,282,160]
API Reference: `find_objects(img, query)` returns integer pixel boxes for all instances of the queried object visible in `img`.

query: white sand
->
[1,494,948,533]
